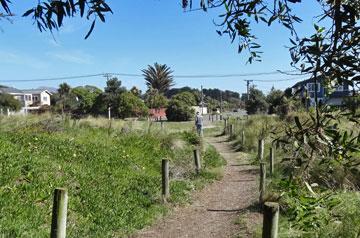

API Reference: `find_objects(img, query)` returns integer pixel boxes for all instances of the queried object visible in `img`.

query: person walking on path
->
[195,111,203,137]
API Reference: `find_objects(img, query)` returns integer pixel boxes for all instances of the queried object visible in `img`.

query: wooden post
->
[7,108,10,116]
[216,114,218,121]
[211,115,214,122]
[193,149,201,174]
[220,114,223,120]
[259,162,266,203]
[108,107,111,120]
[262,202,279,238]
[162,159,170,202]
[51,188,68,238]
[269,147,274,176]
[258,139,264,161]
[224,119,228,135]
[230,124,234,137]
[241,130,245,145]
[209,114,211,120]
[160,121,164,131]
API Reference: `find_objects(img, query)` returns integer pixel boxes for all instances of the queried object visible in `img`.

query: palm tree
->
[58,83,71,115]
[142,63,174,94]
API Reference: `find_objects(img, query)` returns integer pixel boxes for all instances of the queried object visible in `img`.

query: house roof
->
[22,89,53,95]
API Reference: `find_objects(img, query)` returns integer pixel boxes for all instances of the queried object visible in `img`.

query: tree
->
[130,86,142,97]
[266,87,284,114]
[0,93,21,111]
[117,92,148,119]
[56,82,74,115]
[72,85,102,114]
[145,89,168,109]
[92,77,127,117]
[245,87,268,115]
[166,92,196,121]
[142,63,174,94]
[0,0,112,39]
[171,91,196,106]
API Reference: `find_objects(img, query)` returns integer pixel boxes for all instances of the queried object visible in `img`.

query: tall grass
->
[0,116,225,237]
[226,115,360,237]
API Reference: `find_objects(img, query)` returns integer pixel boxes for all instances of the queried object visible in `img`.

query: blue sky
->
[0,0,322,94]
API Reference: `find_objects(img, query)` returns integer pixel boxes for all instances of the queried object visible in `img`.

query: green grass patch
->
[0,117,225,237]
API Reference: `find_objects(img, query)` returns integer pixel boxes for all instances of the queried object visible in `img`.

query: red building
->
[149,108,167,121]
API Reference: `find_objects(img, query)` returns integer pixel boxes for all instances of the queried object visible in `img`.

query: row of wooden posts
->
[49,148,202,238]
[224,119,279,238]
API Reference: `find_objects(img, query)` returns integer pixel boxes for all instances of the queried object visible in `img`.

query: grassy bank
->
[0,115,224,237]
[225,114,360,237]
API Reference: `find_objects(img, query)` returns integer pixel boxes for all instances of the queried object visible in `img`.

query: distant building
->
[291,78,352,106]
[0,86,52,113]
[149,108,167,121]
[192,106,208,115]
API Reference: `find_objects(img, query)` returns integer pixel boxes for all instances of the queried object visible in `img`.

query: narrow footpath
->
[134,135,262,238]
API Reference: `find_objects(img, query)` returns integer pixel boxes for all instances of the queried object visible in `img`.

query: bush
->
[0,93,22,111]
[117,92,149,118]
[166,92,195,121]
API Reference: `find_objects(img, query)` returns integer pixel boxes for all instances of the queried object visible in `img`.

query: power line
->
[0,70,309,83]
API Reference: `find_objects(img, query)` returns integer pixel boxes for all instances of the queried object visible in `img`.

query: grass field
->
[0,115,225,237]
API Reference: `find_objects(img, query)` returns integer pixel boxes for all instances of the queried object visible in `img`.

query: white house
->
[192,106,208,115]
[0,87,52,114]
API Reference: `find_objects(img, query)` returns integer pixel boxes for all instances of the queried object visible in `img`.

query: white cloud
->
[0,51,49,69]
[47,50,94,64]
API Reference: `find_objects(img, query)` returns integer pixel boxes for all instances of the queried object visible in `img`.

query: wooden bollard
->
[269,147,274,176]
[160,121,164,130]
[230,124,234,137]
[258,139,264,161]
[224,119,228,134]
[162,159,170,201]
[241,130,245,145]
[51,188,68,238]
[262,202,279,238]
[220,114,223,120]
[216,114,218,121]
[193,149,201,174]
[211,115,214,122]
[259,162,266,203]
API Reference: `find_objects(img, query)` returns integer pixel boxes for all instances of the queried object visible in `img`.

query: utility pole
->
[245,80,253,101]
[104,73,112,81]
[201,85,204,115]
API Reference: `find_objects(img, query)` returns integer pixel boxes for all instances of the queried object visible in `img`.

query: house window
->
[43,96,47,101]
[307,83,320,92]
[335,84,344,92]
[25,95,31,101]
[33,96,39,101]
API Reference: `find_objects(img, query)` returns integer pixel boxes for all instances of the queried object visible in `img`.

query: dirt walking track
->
[133,135,262,238]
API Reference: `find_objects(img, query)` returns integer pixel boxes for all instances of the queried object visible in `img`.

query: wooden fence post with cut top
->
[241,130,245,145]
[50,188,68,238]
[269,147,274,176]
[262,202,279,238]
[224,119,228,135]
[259,162,266,204]
[193,149,201,174]
[258,139,264,161]
[162,159,170,202]
[230,124,234,138]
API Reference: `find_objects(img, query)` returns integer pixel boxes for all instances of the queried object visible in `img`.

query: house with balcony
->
[0,86,52,114]
[291,78,352,106]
